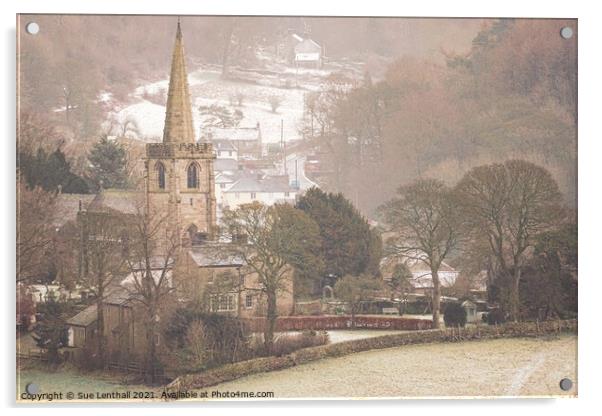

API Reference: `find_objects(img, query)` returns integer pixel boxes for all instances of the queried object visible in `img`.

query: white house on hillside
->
[221,174,298,211]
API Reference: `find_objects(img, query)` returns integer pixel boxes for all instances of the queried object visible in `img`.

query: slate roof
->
[214,158,240,172]
[52,194,95,227]
[87,189,141,215]
[188,246,245,268]
[66,304,97,327]
[225,175,296,193]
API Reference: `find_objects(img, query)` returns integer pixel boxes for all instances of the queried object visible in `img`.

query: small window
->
[220,183,226,189]
[156,162,166,190]
[245,295,253,308]
[190,198,193,206]
[250,192,256,199]
[228,151,232,156]
[285,192,290,197]
[154,334,160,346]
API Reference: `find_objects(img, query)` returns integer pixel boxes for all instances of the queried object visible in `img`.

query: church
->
[64,22,294,363]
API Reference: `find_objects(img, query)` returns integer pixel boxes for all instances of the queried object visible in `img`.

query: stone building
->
[144,22,217,246]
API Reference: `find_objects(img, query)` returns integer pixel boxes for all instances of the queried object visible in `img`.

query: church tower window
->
[156,162,166,189]
[187,163,199,189]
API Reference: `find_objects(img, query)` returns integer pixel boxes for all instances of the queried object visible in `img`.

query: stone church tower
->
[145,21,216,246]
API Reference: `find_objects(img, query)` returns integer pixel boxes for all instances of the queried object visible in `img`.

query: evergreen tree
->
[296,187,382,284]
[87,135,129,190]
[19,147,89,193]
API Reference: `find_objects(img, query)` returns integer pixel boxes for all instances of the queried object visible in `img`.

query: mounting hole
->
[25,22,40,35]
[560,26,573,39]
[559,378,573,391]
[25,383,39,395]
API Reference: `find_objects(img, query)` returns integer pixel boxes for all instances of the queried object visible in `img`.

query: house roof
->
[188,247,245,267]
[103,285,136,306]
[52,194,95,227]
[214,158,240,172]
[225,175,296,193]
[66,305,97,327]
[213,139,238,152]
[215,172,236,184]
[294,38,322,54]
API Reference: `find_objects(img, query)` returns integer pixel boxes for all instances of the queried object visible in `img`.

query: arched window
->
[156,162,166,190]
[187,163,199,189]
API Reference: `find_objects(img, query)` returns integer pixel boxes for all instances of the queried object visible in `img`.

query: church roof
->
[87,189,141,215]
[52,194,95,227]
[162,20,195,144]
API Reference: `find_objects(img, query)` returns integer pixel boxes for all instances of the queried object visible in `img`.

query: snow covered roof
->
[213,139,238,152]
[225,175,296,193]
[187,247,245,268]
[214,158,240,172]
[294,38,322,54]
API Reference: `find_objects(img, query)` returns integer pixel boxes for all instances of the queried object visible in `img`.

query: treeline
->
[303,19,577,215]
[379,159,577,326]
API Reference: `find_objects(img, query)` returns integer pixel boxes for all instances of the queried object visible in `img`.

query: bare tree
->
[79,208,129,367]
[123,204,179,382]
[456,159,563,321]
[378,179,461,328]
[16,181,57,283]
[268,95,283,113]
[220,202,322,352]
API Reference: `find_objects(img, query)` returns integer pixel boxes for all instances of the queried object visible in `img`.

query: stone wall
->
[166,319,577,392]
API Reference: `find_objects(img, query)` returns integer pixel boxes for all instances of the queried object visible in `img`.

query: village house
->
[380,255,460,296]
[221,173,298,211]
[202,123,263,160]
[280,32,324,68]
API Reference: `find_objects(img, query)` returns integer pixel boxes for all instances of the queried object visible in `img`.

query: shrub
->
[487,308,506,325]
[269,330,329,357]
[443,303,467,328]
[165,308,250,368]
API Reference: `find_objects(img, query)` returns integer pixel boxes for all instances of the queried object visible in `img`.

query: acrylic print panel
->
[16,14,577,402]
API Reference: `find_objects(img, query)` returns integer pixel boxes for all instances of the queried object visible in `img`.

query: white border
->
[3,0,602,414]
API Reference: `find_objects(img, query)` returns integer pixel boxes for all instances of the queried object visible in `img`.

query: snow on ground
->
[112,66,308,144]
[214,335,577,398]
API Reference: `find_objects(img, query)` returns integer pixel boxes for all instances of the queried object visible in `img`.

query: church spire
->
[162,19,195,144]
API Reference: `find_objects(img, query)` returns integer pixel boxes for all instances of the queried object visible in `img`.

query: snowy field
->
[18,335,576,400]
[214,335,577,398]
[111,65,310,144]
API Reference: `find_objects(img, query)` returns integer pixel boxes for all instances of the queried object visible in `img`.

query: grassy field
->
[17,334,577,401]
